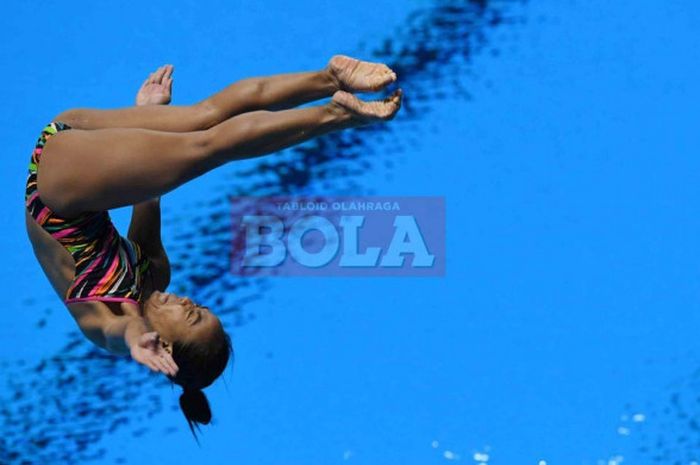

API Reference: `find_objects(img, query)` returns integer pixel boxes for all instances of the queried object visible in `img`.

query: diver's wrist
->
[124,317,148,350]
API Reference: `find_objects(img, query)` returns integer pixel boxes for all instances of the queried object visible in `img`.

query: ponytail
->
[168,320,233,443]
[179,386,212,444]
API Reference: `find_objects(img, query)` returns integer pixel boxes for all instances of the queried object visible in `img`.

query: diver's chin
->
[142,292,160,318]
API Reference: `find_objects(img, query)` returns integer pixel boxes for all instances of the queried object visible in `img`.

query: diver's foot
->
[328,55,397,93]
[330,89,402,124]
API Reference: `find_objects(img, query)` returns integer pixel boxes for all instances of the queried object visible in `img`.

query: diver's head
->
[142,290,233,441]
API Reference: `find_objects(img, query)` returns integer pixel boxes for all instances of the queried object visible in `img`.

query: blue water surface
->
[2,1,700,464]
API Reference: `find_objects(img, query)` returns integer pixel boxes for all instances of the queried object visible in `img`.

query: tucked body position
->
[23,55,402,439]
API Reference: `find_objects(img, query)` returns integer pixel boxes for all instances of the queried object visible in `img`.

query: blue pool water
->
[2,1,700,463]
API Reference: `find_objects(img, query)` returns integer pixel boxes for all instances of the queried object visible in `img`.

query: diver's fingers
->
[154,66,168,83]
[164,77,173,93]
[143,359,159,373]
[152,357,170,375]
[154,354,176,376]
[161,354,179,376]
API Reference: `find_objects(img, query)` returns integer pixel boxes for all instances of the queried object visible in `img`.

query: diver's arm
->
[125,68,172,290]
[103,315,179,376]
[72,304,177,375]
[127,198,164,256]
[127,198,171,291]
[102,315,149,355]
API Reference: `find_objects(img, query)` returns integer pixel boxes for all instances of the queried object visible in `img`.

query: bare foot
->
[331,89,403,124]
[328,55,397,93]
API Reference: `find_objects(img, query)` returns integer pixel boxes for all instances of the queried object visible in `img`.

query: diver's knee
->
[192,102,221,130]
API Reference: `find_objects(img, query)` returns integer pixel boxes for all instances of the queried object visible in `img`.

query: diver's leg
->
[38,90,402,217]
[54,56,396,133]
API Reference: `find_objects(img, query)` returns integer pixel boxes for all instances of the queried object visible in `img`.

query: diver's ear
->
[160,338,173,355]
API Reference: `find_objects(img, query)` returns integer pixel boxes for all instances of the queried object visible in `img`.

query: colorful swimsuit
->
[25,122,152,306]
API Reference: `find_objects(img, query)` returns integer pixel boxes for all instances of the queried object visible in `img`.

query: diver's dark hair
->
[169,324,233,443]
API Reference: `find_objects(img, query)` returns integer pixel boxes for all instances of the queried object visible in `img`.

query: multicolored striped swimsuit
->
[25,122,152,306]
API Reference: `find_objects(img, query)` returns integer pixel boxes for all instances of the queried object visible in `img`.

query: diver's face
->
[143,291,220,346]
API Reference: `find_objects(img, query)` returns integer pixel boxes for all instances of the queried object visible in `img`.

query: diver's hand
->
[130,331,179,376]
[136,65,173,106]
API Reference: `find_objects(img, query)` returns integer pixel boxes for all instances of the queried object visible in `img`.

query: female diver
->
[23,55,402,438]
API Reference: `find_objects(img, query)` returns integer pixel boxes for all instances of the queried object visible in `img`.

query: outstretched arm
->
[128,197,170,291]
[128,70,172,290]
[104,315,178,376]
[70,301,178,376]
